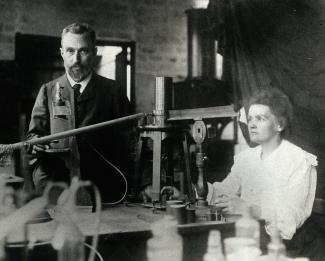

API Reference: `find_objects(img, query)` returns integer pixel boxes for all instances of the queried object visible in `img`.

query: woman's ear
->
[277,117,287,132]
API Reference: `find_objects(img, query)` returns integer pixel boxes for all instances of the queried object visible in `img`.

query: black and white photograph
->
[0,0,324,260]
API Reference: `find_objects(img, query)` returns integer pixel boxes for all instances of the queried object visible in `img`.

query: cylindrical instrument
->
[153,77,173,127]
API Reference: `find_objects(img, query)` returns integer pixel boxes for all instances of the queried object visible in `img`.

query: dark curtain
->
[210,0,324,106]
[208,0,325,196]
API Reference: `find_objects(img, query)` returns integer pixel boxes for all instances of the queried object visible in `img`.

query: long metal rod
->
[8,113,145,151]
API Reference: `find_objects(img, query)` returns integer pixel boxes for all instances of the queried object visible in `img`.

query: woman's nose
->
[248,120,256,128]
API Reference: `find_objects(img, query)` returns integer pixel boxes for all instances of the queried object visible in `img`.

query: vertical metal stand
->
[134,77,194,202]
[191,119,208,206]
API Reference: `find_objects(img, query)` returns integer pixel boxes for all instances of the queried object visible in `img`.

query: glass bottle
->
[267,227,286,261]
[235,205,260,248]
[56,221,85,261]
[147,215,182,261]
[203,230,225,261]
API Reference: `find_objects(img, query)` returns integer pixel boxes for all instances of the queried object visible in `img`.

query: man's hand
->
[29,135,59,156]
[31,144,50,155]
[214,195,249,215]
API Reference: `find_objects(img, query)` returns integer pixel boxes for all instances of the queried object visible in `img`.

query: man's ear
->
[60,47,64,58]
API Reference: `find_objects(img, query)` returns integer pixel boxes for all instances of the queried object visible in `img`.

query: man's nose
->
[72,51,81,63]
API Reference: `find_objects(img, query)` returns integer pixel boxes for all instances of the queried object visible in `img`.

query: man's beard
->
[68,65,91,82]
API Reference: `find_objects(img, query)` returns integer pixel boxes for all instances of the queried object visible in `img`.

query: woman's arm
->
[208,154,242,204]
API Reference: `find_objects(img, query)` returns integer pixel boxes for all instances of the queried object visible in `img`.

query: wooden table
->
[9,204,268,261]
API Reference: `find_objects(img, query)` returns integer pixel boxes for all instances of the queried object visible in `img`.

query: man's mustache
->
[71,64,84,69]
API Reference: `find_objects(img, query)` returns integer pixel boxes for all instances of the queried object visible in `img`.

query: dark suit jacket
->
[27,73,132,202]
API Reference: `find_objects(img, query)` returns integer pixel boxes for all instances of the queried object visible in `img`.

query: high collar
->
[57,74,95,103]
[256,139,285,162]
[66,72,93,94]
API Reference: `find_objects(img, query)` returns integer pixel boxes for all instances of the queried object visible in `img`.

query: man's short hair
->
[61,22,96,46]
[248,88,293,132]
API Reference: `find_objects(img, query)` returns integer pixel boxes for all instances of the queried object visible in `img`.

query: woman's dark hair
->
[248,88,293,132]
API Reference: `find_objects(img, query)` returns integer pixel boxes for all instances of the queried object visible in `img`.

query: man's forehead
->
[61,33,92,48]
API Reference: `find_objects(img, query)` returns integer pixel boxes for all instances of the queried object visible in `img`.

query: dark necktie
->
[72,84,81,126]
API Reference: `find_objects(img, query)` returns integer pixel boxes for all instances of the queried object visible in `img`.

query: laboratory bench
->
[5,203,269,261]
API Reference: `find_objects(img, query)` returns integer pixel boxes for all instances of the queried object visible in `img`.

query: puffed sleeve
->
[263,152,317,240]
[207,154,242,204]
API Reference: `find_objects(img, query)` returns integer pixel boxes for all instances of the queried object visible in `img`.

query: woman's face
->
[248,104,282,144]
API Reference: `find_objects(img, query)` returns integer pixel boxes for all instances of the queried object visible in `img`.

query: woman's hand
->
[214,195,249,215]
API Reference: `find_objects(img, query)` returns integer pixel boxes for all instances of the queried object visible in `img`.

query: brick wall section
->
[0,0,19,59]
[0,0,193,113]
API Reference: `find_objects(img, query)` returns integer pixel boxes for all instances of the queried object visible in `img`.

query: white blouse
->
[208,139,317,240]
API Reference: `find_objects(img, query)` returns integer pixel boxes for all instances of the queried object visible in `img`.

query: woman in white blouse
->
[209,88,323,259]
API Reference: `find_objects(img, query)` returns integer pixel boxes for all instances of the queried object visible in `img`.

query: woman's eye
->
[256,116,266,122]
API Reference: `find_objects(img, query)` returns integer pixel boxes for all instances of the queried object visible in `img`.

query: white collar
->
[66,72,93,94]
[258,139,285,162]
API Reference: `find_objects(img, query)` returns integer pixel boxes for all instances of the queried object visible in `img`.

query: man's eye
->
[66,49,75,54]
[79,50,89,56]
